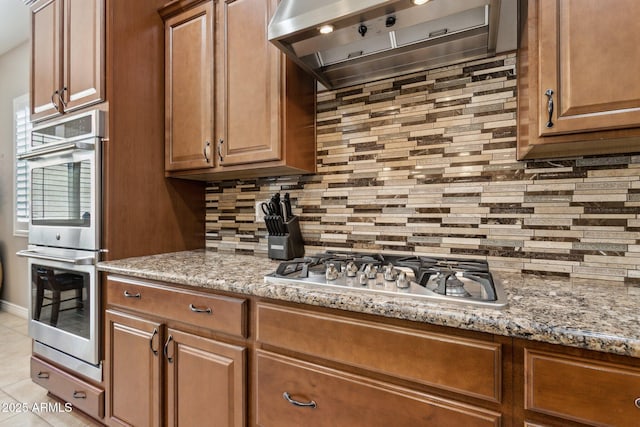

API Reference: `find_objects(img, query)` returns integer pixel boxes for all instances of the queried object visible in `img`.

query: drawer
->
[256,351,501,427]
[525,349,640,427]
[257,303,501,402]
[107,276,247,338]
[31,356,104,420]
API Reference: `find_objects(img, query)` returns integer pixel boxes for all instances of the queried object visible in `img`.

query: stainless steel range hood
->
[268,0,518,89]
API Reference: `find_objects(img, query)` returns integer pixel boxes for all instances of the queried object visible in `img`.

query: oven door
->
[19,247,100,368]
[22,141,100,251]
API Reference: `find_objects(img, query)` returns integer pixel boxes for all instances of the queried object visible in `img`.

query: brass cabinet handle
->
[164,334,174,363]
[545,89,554,128]
[282,392,317,409]
[149,328,159,356]
[72,391,86,399]
[203,140,211,163]
[123,290,141,298]
[189,303,212,314]
[37,371,50,379]
[59,86,68,108]
[51,90,60,112]
[218,138,224,163]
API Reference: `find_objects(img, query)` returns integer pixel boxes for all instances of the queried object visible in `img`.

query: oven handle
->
[18,141,95,161]
[16,250,95,266]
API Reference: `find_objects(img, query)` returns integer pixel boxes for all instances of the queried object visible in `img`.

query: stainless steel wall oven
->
[18,110,105,381]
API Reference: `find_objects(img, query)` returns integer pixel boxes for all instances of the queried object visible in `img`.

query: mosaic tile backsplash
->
[205,53,640,285]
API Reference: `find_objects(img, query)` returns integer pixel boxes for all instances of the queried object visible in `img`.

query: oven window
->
[31,160,92,226]
[31,114,93,149]
[31,264,90,339]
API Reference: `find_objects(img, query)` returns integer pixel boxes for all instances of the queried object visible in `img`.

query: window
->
[14,94,31,236]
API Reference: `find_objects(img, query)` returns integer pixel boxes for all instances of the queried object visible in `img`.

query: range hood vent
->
[268,0,518,89]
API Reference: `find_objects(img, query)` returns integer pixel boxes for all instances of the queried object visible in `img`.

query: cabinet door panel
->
[165,2,214,171]
[166,328,245,427]
[31,0,62,121]
[538,0,640,136]
[219,0,281,165]
[63,0,104,112]
[105,310,162,427]
[257,351,501,427]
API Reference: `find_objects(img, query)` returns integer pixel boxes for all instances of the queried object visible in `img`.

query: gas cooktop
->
[264,251,508,309]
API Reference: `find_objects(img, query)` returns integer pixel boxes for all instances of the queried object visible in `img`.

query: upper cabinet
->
[31,0,105,122]
[164,2,214,172]
[160,0,316,181]
[517,0,640,159]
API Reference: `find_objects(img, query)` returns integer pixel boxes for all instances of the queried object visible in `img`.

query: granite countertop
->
[97,250,640,358]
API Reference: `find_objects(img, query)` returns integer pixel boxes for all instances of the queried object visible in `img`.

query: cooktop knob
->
[396,271,409,289]
[325,263,339,281]
[383,263,398,281]
[364,263,378,279]
[345,261,358,277]
[356,271,368,286]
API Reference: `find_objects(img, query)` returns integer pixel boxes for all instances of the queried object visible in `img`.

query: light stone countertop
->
[97,250,640,358]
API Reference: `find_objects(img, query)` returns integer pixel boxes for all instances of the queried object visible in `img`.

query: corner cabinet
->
[517,0,640,159]
[104,276,246,427]
[31,0,104,122]
[160,0,316,181]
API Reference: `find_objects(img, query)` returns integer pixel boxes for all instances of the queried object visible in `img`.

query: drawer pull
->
[189,303,212,314]
[635,397,640,409]
[72,391,86,399]
[544,88,554,128]
[124,290,141,298]
[283,392,317,409]
[164,334,174,363]
[36,371,50,379]
[150,328,159,356]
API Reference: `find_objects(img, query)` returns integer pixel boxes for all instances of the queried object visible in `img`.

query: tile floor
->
[0,310,98,426]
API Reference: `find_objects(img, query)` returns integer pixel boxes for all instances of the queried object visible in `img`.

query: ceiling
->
[0,0,30,56]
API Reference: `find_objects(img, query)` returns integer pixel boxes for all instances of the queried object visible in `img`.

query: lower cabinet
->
[31,356,104,420]
[104,275,246,427]
[523,348,640,427]
[256,350,501,427]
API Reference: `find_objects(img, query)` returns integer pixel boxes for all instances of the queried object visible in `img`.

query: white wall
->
[0,41,29,313]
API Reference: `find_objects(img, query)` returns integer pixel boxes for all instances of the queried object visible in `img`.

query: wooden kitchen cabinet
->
[163,1,214,171]
[255,302,511,426]
[517,0,640,159]
[31,0,104,121]
[160,0,316,180]
[104,276,246,427]
[256,350,501,427]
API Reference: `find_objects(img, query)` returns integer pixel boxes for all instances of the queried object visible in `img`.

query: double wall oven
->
[17,110,104,381]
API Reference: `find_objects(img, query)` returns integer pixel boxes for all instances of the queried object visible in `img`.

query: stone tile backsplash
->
[205,53,640,284]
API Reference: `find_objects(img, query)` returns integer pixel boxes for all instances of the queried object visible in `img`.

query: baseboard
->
[0,300,28,319]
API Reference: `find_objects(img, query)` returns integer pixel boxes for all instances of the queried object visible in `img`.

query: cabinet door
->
[165,328,245,427]
[538,0,640,136]
[165,2,214,171]
[105,309,163,427]
[218,0,282,166]
[62,0,104,112]
[31,0,62,121]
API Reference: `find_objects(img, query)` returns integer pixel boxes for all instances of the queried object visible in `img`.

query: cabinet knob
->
[203,140,211,163]
[164,334,174,363]
[59,87,68,108]
[149,327,159,356]
[51,90,60,112]
[218,138,224,163]
[123,290,141,299]
[282,392,317,409]
[635,397,640,409]
[544,89,554,128]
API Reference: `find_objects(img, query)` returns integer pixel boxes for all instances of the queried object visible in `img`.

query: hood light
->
[412,0,430,5]
[319,24,334,34]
